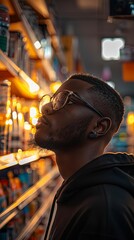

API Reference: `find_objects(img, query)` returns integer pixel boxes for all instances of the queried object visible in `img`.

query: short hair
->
[68,73,124,132]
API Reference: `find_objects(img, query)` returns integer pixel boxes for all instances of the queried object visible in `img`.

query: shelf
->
[26,0,49,20]
[1,0,67,89]
[0,153,17,170]
[0,166,60,229]
[9,21,37,59]
[16,179,61,240]
[1,0,58,83]
[7,0,46,60]
[11,0,58,81]
[0,148,54,170]
[26,0,60,50]
[16,197,53,240]
[16,0,66,68]
[11,0,44,59]
[0,49,40,99]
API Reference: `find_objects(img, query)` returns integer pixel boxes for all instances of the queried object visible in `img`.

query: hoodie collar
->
[56,153,134,203]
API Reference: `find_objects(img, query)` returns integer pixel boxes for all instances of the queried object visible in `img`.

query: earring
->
[89,131,98,138]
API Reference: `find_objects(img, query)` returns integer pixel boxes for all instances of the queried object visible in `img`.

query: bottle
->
[10,96,20,153]
[16,100,24,150]
[0,80,11,155]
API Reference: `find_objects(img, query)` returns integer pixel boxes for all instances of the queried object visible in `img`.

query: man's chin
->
[34,131,83,151]
[34,133,55,150]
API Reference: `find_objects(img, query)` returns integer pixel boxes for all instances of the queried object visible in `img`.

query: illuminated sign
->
[101,38,125,60]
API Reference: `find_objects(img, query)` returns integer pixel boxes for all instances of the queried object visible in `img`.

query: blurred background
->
[52,0,134,96]
[52,0,134,153]
[0,0,134,239]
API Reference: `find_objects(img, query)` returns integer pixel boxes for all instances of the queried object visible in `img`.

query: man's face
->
[34,79,98,151]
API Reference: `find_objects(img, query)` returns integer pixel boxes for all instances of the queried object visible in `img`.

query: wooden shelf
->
[0,0,67,91]
[0,148,54,170]
[16,179,61,240]
[26,0,49,19]
[1,0,58,81]
[0,49,40,99]
[11,0,45,59]
[12,0,66,66]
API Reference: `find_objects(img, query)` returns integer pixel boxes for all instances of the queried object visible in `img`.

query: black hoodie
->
[44,153,134,240]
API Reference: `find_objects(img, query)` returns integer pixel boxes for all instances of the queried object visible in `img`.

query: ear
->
[88,117,112,138]
[95,117,112,136]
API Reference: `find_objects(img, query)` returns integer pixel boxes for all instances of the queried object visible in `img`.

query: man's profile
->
[35,73,134,240]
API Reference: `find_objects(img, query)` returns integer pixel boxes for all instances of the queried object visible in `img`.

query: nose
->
[41,103,53,115]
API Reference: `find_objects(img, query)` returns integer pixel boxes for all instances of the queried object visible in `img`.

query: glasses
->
[39,90,104,117]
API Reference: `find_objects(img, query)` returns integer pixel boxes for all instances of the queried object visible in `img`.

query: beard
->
[35,118,90,151]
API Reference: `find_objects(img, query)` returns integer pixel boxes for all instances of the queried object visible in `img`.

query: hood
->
[56,152,134,203]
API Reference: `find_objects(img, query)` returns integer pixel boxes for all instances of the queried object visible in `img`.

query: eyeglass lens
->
[52,91,69,110]
[39,95,51,113]
[39,91,104,117]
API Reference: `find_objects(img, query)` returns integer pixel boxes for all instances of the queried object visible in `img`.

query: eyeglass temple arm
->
[73,93,104,117]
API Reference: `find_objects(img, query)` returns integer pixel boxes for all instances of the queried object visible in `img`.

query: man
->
[35,73,134,240]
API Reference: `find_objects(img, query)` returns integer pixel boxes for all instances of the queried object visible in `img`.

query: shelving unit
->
[10,0,66,81]
[0,166,59,228]
[0,0,66,98]
[25,0,66,64]
[0,1,63,238]
[0,163,61,239]
[16,188,58,240]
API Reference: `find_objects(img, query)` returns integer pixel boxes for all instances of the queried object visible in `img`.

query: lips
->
[36,116,49,128]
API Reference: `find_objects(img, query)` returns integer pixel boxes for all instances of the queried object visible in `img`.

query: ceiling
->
[48,0,134,97]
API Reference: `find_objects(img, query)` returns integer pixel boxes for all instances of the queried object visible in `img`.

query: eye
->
[55,93,65,105]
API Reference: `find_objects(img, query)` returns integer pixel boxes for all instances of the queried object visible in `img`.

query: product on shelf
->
[0,4,10,54]
[0,80,11,156]
[8,31,30,75]
[0,156,59,240]
[10,96,23,153]
[0,182,7,213]
[0,90,40,155]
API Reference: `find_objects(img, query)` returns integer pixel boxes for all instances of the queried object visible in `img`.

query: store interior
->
[0,0,134,239]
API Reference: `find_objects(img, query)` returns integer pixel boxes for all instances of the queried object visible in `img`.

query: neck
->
[54,142,104,180]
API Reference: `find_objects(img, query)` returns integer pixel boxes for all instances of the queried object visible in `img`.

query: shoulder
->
[75,185,134,238]
[78,183,133,216]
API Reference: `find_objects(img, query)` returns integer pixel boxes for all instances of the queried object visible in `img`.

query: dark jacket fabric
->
[44,153,134,240]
